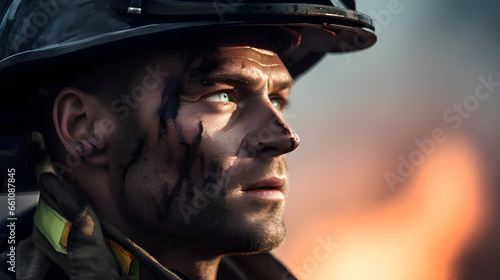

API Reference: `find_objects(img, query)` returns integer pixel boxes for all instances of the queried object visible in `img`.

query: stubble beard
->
[117,154,288,256]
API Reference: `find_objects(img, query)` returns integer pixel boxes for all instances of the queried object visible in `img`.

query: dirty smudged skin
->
[155,52,228,219]
[107,45,299,257]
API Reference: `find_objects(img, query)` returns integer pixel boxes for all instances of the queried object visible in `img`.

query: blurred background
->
[1,0,499,279]
[273,0,500,279]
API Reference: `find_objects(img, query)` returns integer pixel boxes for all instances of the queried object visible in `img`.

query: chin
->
[222,219,287,254]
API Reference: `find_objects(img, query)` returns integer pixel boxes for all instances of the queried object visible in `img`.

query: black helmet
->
[0,0,375,76]
[0,0,375,130]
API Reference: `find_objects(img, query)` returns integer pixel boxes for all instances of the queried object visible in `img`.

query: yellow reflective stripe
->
[106,239,139,277]
[33,200,140,279]
[33,199,71,254]
[60,221,71,247]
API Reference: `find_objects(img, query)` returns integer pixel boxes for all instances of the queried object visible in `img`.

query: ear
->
[53,87,109,166]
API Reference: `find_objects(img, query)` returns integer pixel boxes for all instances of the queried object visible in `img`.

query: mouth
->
[241,177,286,200]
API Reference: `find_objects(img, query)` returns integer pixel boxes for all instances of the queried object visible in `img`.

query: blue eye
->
[206,92,230,102]
[270,99,281,110]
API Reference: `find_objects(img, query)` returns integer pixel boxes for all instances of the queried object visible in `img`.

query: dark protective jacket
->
[14,173,297,280]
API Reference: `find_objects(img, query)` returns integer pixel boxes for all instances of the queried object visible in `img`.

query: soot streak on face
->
[157,51,202,139]
[155,121,223,221]
[154,53,228,221]
[273,117,299,150]
[187,54,221,86]
[274,117,291,135]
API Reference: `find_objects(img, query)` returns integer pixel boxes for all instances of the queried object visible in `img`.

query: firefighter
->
[0,0,375,279]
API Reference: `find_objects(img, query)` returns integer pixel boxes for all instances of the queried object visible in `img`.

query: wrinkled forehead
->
[213,34,285,65]
[150,38,291,83]
[186,45,291,86]
[215,46,283,67]
[192,44,285,68]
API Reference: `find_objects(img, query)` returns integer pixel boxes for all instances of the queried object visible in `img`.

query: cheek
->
[137,89,163,134]
[130,165,168,196]
[178,104,235,141]
[195,129,243,175]
[204,131,240,155]
[118,147,183,221]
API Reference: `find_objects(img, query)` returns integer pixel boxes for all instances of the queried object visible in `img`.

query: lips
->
[242,177,286,192]
[241,177,287,200]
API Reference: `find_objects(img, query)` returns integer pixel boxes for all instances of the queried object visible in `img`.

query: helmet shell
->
[0,0,375,76]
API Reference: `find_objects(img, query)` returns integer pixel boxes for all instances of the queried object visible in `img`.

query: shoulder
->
[1,237,69,280]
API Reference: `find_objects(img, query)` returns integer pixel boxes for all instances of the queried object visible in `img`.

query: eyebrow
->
[199,71,294,91]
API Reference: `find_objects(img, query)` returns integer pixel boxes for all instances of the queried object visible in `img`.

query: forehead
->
[209,46,281,64]
[191,46,286,70]
[152,44,292,84]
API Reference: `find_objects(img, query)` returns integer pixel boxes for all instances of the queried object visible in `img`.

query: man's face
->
[107,44,299,254]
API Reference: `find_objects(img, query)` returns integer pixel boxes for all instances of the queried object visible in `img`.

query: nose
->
[239,104,300,158]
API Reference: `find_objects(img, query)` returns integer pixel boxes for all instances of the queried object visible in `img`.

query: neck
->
[78,171,224,280]
[96,209,223,280]
[95,209,223,280]
[134,234,223,280]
